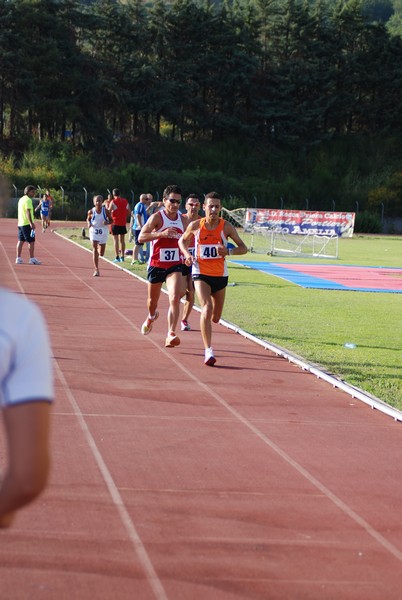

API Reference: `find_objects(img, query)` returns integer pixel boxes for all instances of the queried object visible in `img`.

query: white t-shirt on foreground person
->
[0,287,54,528]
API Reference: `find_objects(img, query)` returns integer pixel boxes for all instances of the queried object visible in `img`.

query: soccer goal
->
[269,230,339,258]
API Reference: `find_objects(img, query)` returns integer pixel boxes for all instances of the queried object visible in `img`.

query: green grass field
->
[56,226,402,411]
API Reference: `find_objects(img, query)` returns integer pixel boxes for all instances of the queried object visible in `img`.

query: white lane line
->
[176,363,402,564]
[0,241,26,294]
[54,361,168,600]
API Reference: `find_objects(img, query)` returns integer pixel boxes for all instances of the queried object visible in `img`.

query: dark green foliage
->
[1,0,402,147]
[1,0,402,227]
[354,210,382,232]
[7,133,401,230]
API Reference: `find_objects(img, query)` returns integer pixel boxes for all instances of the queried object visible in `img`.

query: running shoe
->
[93,270,100,277]
[15,257,23,264]
[204,348,216,366]
[113,257,121,263]
[180,320,191,331]
[165,333,181,347]
[141,310,159,335]
[29,257,42,265]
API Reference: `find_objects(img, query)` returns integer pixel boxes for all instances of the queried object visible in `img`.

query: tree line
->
[1,0,402,152]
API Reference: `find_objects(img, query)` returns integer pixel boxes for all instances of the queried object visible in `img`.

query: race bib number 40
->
[199,244,220,259]
[160,248,179,262]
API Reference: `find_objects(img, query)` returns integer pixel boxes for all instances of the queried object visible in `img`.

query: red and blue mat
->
[232,261,402,293]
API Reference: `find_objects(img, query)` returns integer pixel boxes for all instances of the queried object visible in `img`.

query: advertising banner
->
[245,209,355,237]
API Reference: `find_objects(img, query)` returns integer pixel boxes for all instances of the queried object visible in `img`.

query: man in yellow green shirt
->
[16,185,42,265]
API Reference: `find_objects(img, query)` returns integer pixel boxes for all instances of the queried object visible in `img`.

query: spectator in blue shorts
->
[131,193,150,265]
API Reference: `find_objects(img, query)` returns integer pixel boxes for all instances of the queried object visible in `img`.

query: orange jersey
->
[192,218,228,277]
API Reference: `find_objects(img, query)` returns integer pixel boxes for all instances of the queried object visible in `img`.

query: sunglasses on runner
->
[168,198,181,204]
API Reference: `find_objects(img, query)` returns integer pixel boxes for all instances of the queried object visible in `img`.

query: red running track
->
[1,219,402,600]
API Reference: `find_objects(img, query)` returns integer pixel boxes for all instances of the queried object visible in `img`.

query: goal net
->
[250,227,339,258]
[221,207,247,229]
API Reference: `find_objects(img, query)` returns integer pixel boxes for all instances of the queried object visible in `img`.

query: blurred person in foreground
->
[0,177,54,527]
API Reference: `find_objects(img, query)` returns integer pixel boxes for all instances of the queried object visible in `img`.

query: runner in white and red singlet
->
[138,185,188,348]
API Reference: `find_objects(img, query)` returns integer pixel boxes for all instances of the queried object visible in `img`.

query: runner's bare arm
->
[138,212,164,243]
[178,221,198,264]
[223,222,248,256]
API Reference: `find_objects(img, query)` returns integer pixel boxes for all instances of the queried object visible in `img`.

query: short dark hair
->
[205,191,221,201]
[163,185,182,198]
[24,185,36,195]
[112,188,120,196]
[186,193,200,202]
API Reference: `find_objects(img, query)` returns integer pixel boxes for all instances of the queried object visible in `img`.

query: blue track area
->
[232,260,402,293]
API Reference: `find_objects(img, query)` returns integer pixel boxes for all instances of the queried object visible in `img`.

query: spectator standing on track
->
[179,191,247,366]
[180,194,201,332]
[87,194,112,277]
[109,188,131,262]
[35,190,53,232]
[15,185,42,265]
[0,180,54,528]
[139,184,188,348]
[131,193,149,265]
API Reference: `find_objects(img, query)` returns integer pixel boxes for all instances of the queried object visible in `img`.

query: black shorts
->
[111,224,127,235]
[134,229,142,245]
[182,264,192,277]
[18,225,34,242]
[148,264,185,284]
[192,274,228,295]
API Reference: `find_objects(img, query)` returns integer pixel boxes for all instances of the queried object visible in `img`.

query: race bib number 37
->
[199,244,220,259]
[160,248,179,262]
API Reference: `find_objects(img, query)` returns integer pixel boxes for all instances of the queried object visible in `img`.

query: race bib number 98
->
[199,244,220,259]
[160,248,179,262]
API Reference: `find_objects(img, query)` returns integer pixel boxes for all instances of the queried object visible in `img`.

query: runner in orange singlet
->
[179,191,247,366]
